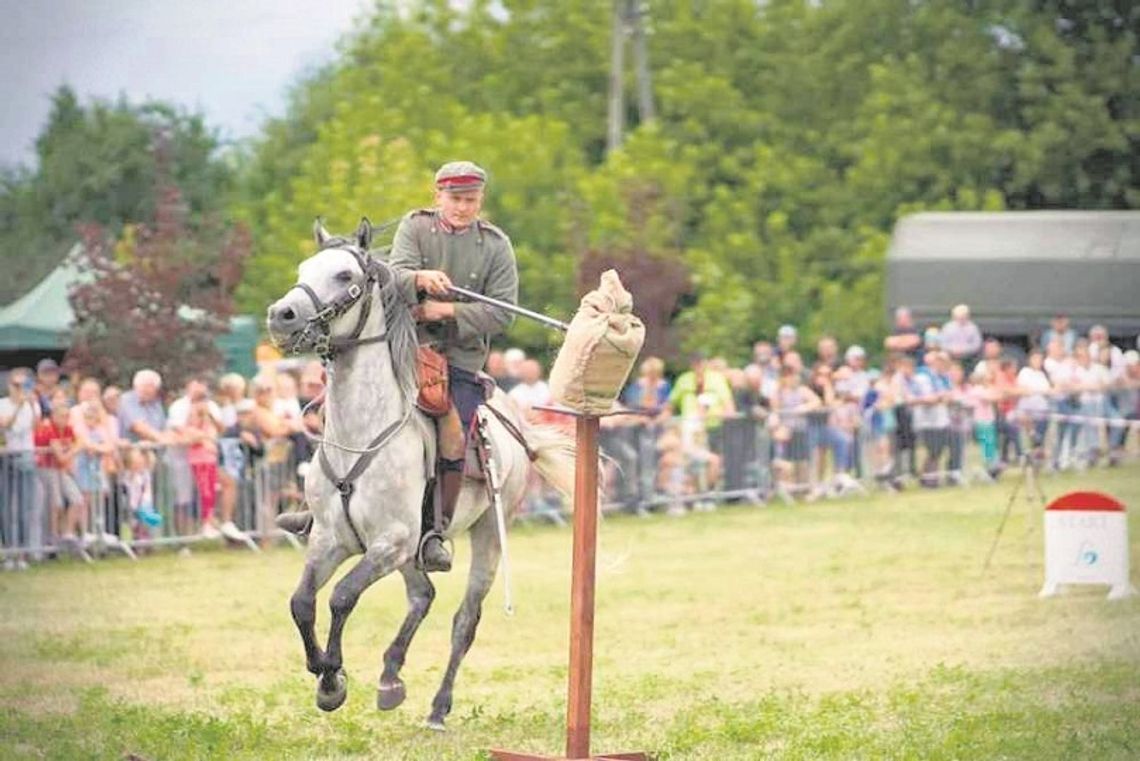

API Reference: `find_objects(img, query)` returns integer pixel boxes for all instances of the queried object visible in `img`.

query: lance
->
[447,285,569,332]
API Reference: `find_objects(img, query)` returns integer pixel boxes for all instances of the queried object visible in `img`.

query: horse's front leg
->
[377,565,436,711]
[290,537,348,677]
[317,528,412,712]
[427,510,499,730]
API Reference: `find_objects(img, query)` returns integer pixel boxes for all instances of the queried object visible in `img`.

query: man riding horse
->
[279,161,518,574]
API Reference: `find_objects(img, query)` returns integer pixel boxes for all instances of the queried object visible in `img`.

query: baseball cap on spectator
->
[1125,350,1139,367]
[236,399,257,413]
[36,358,60,374]
[951,304,970,320]
[777,325,797,339]
[845,345,866,363]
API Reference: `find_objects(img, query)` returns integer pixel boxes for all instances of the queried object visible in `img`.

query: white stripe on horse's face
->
[267,247,368,350]
[297,248,363,304]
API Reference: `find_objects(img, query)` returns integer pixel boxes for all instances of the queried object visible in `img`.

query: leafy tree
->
[0,86,233,305]
[231,0,1139,364]
[67,146,249,389]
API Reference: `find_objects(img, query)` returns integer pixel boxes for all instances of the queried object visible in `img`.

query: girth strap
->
[482,403,539,462]
[317,412,409,553]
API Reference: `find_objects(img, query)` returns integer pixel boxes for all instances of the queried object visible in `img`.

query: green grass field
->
[2,469,1139,760]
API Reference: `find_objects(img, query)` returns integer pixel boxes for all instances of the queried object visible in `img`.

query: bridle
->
[283,242,407,553]
[285,245,387,361]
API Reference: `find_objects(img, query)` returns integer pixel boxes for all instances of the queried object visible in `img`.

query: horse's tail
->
[488,390,599,509]
[520,420,579,499]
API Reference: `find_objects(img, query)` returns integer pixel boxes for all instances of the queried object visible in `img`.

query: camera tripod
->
[983,451,1049,571]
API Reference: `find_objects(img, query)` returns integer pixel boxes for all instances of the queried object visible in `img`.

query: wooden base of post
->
[490,412,648,761]
[489,752,648,761]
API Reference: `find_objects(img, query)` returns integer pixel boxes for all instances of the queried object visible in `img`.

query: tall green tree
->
[0,86,233,304]
[232,0,1139,363]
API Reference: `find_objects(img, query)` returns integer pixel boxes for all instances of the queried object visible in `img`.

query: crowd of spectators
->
[0,358,329,568]
[599,306,1140,512]
[3,304,1139,566]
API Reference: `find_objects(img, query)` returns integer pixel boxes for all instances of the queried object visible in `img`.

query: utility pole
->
[606,0,626,154]
[629,1,655,124]
[607,1,655,156]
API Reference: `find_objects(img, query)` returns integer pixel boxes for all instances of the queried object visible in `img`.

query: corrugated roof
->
[887,211,1140,261]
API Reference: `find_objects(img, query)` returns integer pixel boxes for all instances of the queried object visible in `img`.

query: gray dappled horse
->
[266,219,576,729]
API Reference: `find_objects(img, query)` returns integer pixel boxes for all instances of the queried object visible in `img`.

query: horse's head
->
[267,217,380,358]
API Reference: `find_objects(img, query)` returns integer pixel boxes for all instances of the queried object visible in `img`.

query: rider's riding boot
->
[276,510,313,536]
[420,467,463,573]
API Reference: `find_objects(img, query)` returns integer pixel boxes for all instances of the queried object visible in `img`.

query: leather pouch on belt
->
[416,345,450,417]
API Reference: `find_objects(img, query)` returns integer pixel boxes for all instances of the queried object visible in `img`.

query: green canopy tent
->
[0,252,259,377]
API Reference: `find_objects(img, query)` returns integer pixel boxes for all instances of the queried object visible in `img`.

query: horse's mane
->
[320,238,419,409]
[374,258,420,409]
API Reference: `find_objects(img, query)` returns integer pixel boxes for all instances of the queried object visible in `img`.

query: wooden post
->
[567,415,600,758]
[491,408,647,761]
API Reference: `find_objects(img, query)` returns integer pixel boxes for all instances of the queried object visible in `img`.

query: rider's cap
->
[434,161,487,192]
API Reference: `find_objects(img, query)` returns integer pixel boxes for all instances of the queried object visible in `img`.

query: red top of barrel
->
[1045,491,1125,512]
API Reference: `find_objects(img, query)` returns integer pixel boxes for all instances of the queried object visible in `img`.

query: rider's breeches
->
[438,364,485,470]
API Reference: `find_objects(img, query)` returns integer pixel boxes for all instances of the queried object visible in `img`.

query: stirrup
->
[416,530,453,572]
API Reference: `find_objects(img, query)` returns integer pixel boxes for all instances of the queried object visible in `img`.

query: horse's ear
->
[356,217,373,250]
[313,217,331,246]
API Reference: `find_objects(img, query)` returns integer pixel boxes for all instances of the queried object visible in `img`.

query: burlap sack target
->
[549,270,645,415]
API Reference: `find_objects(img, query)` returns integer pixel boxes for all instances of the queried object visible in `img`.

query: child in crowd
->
[944,361,972,484]
[123,446,161,539]
[186,399,220,536]
[655,427,688,515]
[866,362,899,485]
[74,402,116,532]
[1016,349,1053,459]
[829,366,863,494]
[967,366,1002,479]
[33,402,86,546]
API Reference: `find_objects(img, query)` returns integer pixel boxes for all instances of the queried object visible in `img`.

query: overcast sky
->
[0,0,374,167]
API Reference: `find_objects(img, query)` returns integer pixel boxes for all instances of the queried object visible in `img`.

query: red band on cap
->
[436,175,484,188]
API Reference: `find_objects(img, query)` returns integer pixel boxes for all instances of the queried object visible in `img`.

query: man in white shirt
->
[1088,325,1124,376]
[507,359,551,422]
[940,304,983,366]
[1,368,40,566]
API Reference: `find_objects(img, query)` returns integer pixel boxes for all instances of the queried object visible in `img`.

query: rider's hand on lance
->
[414,269,453,296]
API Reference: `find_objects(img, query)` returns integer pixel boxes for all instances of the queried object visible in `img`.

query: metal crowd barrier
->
[593,399,1139,514]
[0,437,305,565]
[4,404,1137,563]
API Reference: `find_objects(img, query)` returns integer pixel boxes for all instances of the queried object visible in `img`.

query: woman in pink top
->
[185,400,220,532]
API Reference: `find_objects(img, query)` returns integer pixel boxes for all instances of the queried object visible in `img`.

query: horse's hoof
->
[376,680,406,711]
[425,717,447,732]
[316,669,347,712]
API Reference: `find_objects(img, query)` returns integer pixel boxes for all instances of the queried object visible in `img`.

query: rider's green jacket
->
[388,209,518,374]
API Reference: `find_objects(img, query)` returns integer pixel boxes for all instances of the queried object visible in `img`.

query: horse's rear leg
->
[317,531,411,712]
[290,539,348,677]
[427,511,499,730]
[377,565,435,711]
